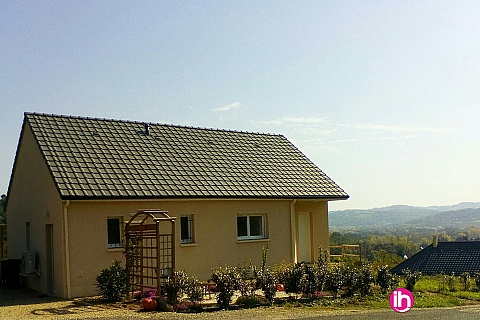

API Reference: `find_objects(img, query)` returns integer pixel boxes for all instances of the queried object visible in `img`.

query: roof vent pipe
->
[144,123,150,135]
[433,235,438,248]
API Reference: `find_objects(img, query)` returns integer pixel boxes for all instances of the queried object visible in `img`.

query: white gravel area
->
[0,302,371,320]
[0,300,132,319]
[0,287,371,319]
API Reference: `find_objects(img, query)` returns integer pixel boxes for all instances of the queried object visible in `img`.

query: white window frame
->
[237,214,266,240]
[180,214,195,244]
[107,217,123,249]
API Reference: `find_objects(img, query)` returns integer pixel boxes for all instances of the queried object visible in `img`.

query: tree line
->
[330,226,480,267]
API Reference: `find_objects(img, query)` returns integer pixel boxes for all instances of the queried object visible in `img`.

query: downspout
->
[290,199,297,263]
[63,200,71,298]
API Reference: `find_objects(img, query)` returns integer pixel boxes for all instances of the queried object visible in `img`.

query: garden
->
[94,246,480,313]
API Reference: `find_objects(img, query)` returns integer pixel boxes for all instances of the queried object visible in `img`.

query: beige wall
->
[5,123,66,297]
[65,199,330,298]
[66,199,296,297]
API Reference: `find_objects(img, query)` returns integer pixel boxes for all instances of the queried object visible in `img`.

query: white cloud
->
[334,136,414,143]
[257,118,448,147]
[258,116,327,126]
[212,102,241,112]
[258,119,284,126]
[347,123,452,133]
[284,116,327,124]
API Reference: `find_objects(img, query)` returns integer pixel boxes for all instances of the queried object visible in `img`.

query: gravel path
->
[0,288,355,320]
[2,287,480,320]
[0,299,378,320]
[0,288,369,319]
[3,302,480,320]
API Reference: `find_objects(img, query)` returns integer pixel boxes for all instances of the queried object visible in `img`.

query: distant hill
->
[426,202,480,211]
[330,202,480,229]
[406,208,480,229]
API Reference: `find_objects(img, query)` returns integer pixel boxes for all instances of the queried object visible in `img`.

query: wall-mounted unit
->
[22,251,36,275]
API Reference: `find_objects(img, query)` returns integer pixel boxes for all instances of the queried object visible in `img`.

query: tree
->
[0,194,6,259]
[0,194,6,224]
[371,249,402,268]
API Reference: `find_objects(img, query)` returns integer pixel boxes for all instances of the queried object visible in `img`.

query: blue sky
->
[1,1,479,210]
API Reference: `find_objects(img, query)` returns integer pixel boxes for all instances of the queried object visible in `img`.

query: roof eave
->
[60,194,350,201]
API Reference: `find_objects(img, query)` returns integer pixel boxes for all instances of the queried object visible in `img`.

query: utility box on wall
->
[21,251,36,275]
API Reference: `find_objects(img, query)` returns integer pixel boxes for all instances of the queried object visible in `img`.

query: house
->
[5,112,348,298]
[390,236,480,275]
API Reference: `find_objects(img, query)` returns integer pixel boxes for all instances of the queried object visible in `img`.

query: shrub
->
[341,266,357,297]
[460,272,470,291]
[236,294,265,307]
[96,260,128,301]
[438,273,448,293]
[211,266,240,309]
[258,268,278,305]
[237,278,256,297]
[238,259,257,296]
[280,262,307,295]
[325,265,344,298]
[274,251,329,298]
[376,265,397,293]
[474,273,480,292]
[446,273,456,292]
[402,269,421,292]
[357,264,374,296]
[255,245,278,305]
[184,275,203,303]
[299,265,317,297]
[314,248,329,293]
[164,270,188,306]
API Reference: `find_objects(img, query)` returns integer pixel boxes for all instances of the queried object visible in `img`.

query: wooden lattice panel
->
[125,210,175,295]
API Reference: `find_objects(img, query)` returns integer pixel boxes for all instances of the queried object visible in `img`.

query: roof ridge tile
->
[26,112,282,137]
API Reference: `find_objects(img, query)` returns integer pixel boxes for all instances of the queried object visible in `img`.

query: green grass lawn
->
[397,275,480,309]
[284,276,480,311]
[293,293,475,311]
[393,275,480,309]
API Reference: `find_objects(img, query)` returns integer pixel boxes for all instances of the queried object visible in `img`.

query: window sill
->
[180,243,197,247]
[107,247,125,252]
[237,238,270,244]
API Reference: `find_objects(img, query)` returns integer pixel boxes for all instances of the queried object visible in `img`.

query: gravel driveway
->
[2,287,480,320]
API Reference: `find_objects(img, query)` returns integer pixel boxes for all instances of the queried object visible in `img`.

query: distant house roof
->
[390,241,480,275]
[14,112,349,200]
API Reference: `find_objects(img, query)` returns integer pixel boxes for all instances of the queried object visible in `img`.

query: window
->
[237,214,266,240]
[107,217,123,248]
[180,214,195,244]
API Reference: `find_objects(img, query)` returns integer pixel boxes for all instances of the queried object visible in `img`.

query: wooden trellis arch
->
[125,210,176,295]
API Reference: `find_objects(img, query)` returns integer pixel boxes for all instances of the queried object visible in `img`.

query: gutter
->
[63,200,71,298]
[61,195,350,201]
[290,199,297,263]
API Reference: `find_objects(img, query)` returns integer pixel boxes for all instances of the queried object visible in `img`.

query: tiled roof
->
[390,241,480,275]
[24,113,349,200]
